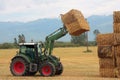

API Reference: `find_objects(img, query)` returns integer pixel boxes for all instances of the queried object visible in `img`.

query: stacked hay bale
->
[114,11,120,77]
[61,9,90,36]
[97,34,116,77]
[97,11,120,77]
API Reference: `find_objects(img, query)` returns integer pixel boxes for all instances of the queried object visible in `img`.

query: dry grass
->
[0,47,118,80]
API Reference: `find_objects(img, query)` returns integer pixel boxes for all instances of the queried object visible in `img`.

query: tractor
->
[10,9,89,77]
[10,27,67,76]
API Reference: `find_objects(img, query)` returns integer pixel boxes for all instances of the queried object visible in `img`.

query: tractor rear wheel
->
[10,57,29,76]
[56,62,63,75]
[39,62,56,76]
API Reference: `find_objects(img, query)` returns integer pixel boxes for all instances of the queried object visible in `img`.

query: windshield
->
[20,45,34,53]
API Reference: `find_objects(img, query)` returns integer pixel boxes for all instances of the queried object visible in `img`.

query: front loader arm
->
[44,26,68,55]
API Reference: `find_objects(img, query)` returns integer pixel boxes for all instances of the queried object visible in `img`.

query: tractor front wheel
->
[39,62,56,76]
[10,57,29,76]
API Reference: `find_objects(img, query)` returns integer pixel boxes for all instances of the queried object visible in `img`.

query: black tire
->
[10,57,29,76]
[39,62,56,76]
[56,62,63,75]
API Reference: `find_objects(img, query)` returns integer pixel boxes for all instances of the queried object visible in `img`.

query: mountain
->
[87,15,113,40]
[0,15,113,43]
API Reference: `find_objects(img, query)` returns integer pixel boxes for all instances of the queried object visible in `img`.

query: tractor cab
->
[19,43,43,60]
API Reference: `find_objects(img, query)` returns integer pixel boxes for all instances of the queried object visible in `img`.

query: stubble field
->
[0,47,119,80]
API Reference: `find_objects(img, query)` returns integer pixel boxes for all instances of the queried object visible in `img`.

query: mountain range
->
[0,15,113,43]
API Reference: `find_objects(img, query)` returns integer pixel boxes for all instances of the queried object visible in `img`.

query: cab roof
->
[19,43,37,46]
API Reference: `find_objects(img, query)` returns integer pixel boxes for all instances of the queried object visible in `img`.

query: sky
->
[0,0,120,22]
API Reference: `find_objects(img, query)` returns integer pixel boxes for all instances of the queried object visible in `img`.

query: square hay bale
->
[114,11,120,23]
[97,33,115,45]
[99,58,116,77]
[98,45,114,58]
[99,58,115,68]
[114,33,120,44]
[114,46,120,57]
[116,57,120,67]
[99,68,115,77]
[61,9,90,36]
[113,23,120,33]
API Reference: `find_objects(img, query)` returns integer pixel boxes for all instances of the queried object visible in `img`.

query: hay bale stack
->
[97,33,116,77]
[113,11,120,77]
[61,9,90,36]
[98,45,114,58]
[97,33,115,45]
[99,58,115,77]
[97,11,120,78]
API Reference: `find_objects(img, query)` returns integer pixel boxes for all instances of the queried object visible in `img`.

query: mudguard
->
[11,54,31,63]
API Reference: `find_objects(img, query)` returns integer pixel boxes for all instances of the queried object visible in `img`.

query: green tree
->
[71,33,86,46]
[14,38,17,45]
[18,34,26,43]
[93,29,100,45]
[21,34,26,43]
[18,35,22,43]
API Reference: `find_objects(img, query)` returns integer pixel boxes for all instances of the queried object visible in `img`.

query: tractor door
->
[20,45,35,60]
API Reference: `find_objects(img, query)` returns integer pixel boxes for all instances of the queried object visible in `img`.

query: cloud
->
[0,0,120,22]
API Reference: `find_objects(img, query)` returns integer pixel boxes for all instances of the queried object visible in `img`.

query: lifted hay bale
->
[61,9,90,36]
[98,45,114,58]
[113,23,120,33]
[97,33,115,45]
[114,11,120,23]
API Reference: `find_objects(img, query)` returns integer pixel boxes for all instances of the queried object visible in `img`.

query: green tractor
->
[10,27,67,76]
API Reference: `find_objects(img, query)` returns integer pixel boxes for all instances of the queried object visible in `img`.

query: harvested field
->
[0,47,118,80]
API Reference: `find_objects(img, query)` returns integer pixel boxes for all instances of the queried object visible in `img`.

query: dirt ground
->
[0,47,119,80]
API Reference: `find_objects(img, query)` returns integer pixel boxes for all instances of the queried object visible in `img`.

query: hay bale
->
[61,9,90,36]
[98,45,114,58]
[114,33,120,45]
[114,46,120,57]
[97,33,115,45]
[114,11,120,23]
[99,68,115,77]
[113,23,120,33]
[115,57,120,67]
[99,58,115,68]
[99,58,116,77]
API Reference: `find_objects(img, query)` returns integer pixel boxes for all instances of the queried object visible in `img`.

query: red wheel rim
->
[42,65,52,76]
[13,61,25,74]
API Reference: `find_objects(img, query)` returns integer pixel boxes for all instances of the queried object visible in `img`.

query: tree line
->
[0,29,100,49]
